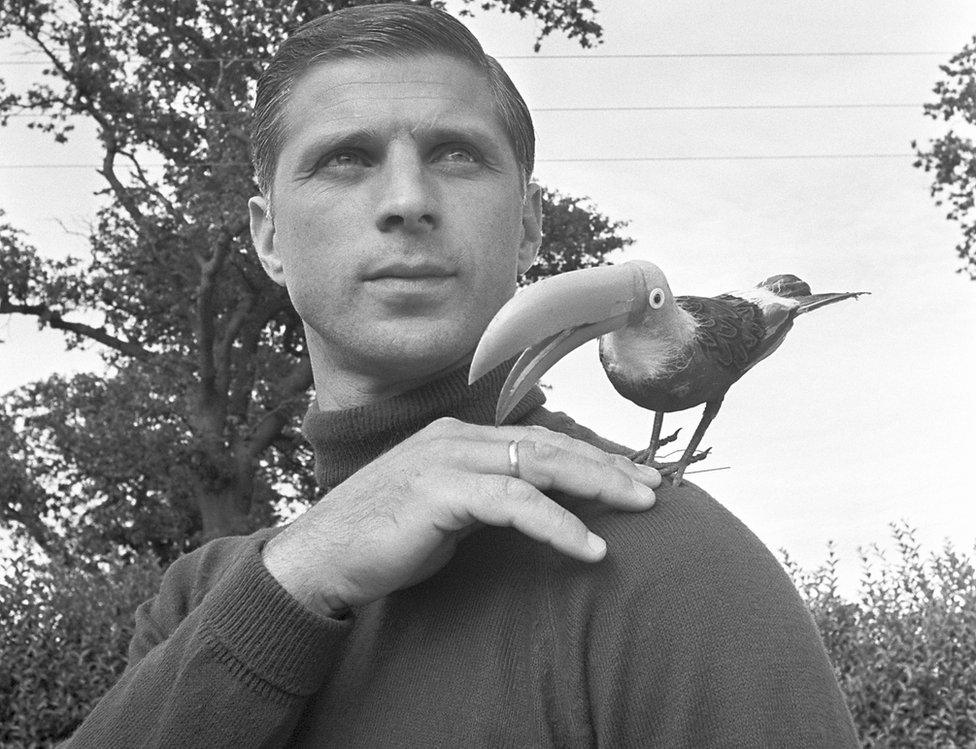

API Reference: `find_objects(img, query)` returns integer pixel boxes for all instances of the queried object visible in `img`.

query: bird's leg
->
[669,397,724,486]
[643,411,665,465]
[633,416,681,466]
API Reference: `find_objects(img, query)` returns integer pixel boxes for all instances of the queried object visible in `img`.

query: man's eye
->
[320,151,368,169]
[436,146,479,164]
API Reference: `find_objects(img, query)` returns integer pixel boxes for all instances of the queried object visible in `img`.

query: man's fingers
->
[469,477,607,562]
[512,437,657,510]
[421,420,662,560]
[500,425,660,488]
[435,420,660,489]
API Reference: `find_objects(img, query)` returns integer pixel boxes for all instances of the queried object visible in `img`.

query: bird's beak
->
[469,262,648,425]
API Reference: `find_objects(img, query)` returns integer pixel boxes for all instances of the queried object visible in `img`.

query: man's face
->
[250,54,541,388]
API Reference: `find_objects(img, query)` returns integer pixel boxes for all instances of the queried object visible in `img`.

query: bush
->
[784,523,976,747]
[0,545,161,746]
[2,525,974,746]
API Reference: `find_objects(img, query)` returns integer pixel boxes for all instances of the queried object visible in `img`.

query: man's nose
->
[374,151,437,234]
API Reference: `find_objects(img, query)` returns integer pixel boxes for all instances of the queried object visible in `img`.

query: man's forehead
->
[285,55,490,115]
[280,55,507,145]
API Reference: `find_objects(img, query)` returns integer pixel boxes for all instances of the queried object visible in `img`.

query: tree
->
[913,35,976,280]
[0,0,630,563]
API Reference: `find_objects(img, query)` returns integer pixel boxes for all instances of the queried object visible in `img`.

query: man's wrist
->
[262,540,350,620]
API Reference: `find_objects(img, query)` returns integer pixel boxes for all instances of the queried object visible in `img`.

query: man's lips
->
[365,261,456,280]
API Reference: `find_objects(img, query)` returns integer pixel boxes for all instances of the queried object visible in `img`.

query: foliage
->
[0,0,626,564]
[456,0,601,51]
[783,523,976,747]
[524,188,632,286]
[0,544,162,746]
[913,35,976,280]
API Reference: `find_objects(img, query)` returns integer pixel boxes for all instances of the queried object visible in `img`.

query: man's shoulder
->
[525,411,856,746]
[522,405,635,456]
[588,480,790,599]
[525,405,797,603]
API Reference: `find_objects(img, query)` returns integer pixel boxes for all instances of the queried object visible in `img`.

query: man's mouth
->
[366,261,456,281]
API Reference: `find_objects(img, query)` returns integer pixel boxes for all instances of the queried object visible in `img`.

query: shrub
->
[3,524,974,746]
[784,523,976,747]
[0,545,161,746]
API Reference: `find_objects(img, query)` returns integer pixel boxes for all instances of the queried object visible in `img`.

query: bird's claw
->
[655,447,712,486]
[631,428,682,466]
[656,428,681,449]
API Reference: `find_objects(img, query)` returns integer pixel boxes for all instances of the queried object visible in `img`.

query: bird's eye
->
[648,288,665,309]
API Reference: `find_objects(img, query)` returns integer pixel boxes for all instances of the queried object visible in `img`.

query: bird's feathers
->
[608,275,869,411]
[676,295,765,370]
[757,273,868,315]
[758,274,813,297]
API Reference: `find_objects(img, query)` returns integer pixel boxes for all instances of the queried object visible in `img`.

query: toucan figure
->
[469,260,868,485]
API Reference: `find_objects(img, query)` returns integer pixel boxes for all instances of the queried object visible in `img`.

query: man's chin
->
[364,343,472,384]
[334,318,467,373]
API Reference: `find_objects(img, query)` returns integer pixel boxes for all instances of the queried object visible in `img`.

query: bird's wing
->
[675,294,768,372]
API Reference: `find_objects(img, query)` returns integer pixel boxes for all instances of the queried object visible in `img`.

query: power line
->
[0,154,915,169]
[539,153,913,162]
[1,102,924,117]
[537,103,921,112]
[498,51,951,59]
[0,50,952,65]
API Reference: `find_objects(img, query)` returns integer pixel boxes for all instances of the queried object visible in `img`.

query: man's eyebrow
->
[289,121,509,170]
[417,124,512,163]
[293,128,382,166]
[418,123,499,142]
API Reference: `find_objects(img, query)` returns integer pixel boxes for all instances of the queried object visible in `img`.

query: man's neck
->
[311,353,475,412]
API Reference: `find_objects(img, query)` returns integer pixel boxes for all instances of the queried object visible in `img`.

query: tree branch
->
[243,356,313,462]
[214,290,255,397]
[225,294,289,421]
[119,148,179,216]
[0,299,151,359]
[195,219,247,405]
[25,20,154,234]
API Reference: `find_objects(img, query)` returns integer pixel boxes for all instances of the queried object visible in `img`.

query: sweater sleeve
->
[64,532,352,748]
[555,484,859,748]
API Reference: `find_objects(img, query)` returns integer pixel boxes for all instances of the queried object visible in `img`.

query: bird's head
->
[469,259,675,424]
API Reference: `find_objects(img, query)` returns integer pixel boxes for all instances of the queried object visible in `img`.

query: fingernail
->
[633,481,656,504]
[636,463,661,482]
[587,532,607,555]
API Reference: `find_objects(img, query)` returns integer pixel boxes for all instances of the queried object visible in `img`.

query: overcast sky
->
[2,1,975,595]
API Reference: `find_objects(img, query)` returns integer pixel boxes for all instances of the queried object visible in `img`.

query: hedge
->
[0,546,161,746]
[2,524,974,746]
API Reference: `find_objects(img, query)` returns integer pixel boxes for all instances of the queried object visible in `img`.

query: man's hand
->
[262,418,660,618]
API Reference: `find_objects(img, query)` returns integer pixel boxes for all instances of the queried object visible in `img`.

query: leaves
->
[783,523,976,746]
[913,36,976,280]
[459,0,603,51]
[0,543,162,745]
[523,187,632,286]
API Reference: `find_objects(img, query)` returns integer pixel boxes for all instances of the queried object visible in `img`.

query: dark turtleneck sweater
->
[66,364,857,747]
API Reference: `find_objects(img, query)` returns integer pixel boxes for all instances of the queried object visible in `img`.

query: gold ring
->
[508,440,520,478]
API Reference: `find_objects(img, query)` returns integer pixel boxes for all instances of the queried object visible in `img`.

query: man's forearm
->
[65,539,350,747]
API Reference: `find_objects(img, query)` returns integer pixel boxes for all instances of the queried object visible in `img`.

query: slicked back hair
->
[250,2,535,197]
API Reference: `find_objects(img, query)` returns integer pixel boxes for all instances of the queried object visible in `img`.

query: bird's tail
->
[794,291,869,315]
[757,274,869,315]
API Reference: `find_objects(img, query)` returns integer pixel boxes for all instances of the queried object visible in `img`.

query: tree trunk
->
[197,485,258,542]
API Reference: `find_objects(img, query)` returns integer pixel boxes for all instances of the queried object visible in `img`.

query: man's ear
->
[248,196,286,286]
[517,182,543,275]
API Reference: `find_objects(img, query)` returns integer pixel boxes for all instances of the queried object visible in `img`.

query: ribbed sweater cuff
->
[203,537,351,698]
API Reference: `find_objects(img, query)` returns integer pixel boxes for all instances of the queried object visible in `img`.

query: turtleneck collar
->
[301,361,546,491]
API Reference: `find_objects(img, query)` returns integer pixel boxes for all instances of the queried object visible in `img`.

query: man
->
[66,4,857,746]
